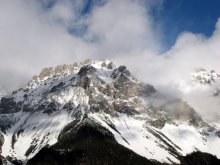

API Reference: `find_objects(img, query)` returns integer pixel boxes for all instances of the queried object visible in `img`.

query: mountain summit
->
[0,60,219,164]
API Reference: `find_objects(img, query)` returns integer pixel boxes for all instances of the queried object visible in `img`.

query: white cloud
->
[111,16,220,122]
[0,0,159,90]
[84,0,160,56]
[0,0,219,121]
[0,0,92,89]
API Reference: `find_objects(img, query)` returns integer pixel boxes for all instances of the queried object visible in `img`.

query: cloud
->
[0,0,92,89]
[0,0,219,121]
[84,0,160,56]
[112,16,220,122]
[0,0,160,90]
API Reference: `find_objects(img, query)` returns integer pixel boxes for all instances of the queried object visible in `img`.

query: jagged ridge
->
[0,60,219,164]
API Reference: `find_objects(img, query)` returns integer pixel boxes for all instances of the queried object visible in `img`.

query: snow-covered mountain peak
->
[176,67,220,94]
[23,59,114,91]
[0,60,220,164]
[5,59,142,117]
[190,67,220,86]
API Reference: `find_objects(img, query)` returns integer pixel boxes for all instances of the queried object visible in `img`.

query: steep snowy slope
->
[0,60,219,164]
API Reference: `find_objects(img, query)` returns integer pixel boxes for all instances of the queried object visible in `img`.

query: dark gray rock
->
[78,65,96,77]
[0,114,14,133]
[215,130,220,138]
[111,65,131,79]
[0,133,4,154]
[50,82,65,93]
[0,97,21,114]
[140,84,156,97]
[150,117,166,129]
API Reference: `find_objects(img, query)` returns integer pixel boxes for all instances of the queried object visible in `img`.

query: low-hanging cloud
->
[0,0,219,122]
[0,0,160,89]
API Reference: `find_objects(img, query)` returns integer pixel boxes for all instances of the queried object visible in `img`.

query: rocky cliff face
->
[0,60,219,165]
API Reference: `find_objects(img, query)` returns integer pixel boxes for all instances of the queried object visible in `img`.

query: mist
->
[0,0,219,122]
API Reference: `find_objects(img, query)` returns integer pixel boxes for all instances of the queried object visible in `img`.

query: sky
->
[154,0,220,49]
[0,0,220,121]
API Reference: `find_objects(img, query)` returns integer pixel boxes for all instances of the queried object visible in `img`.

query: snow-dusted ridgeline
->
[0,60,220,164]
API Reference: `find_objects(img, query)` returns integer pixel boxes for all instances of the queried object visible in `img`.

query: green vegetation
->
[26,119,220,165]
[180,151,220,165]
[27,122,163,165]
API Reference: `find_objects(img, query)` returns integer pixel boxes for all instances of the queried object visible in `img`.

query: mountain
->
[190,68,219,85]
[177,67,220,93]
[174,67,220,122]
[0,88,7,100]
[0,60,220,165]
